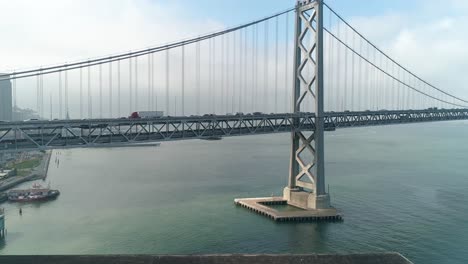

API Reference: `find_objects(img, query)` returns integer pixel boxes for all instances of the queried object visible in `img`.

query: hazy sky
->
[1,0,468,116]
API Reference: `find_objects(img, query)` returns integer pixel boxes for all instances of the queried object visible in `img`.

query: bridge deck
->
[0,109,467,152]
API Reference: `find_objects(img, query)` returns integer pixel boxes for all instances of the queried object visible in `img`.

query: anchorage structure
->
[235,0,339,221]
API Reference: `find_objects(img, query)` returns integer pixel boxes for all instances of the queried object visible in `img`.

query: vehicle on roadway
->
[129,111,164,119]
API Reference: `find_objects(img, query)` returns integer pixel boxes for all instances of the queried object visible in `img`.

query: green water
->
[1,121,468,263]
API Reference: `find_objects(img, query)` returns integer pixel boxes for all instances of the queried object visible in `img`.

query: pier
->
[235,197,342,222]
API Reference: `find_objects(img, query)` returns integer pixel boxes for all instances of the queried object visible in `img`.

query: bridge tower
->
[282,0,333,210]
[235,0,339,221]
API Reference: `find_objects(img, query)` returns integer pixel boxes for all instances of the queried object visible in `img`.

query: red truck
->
[129,111,164,119]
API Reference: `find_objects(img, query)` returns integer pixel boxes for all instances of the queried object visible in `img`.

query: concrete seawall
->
[0,253,413,264]
[0,151,52,192]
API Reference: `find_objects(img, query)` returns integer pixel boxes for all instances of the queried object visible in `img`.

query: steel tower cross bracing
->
[283,0,334,211]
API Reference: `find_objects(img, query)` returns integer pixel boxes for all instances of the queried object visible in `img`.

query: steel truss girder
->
[0,109,467,153]
[0,115,308,152]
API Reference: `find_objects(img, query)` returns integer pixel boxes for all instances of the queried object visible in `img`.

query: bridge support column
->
[283,0,332,210]
[235,0,339,221]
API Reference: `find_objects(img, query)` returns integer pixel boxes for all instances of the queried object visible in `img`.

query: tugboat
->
[7,183,60,202]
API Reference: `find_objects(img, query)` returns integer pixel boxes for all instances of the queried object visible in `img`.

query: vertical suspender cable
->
[88,63,92,118]
[166,49,170,115]
[208,38,212,114]
[397,67,400,110]
[215,35,218,113]
[41,74,43,117]
[275,16,279,113]
[372,49,376,110]
[232,31,236,114]
[118,60,121,117]
[135,56,139,110]
[109,62,113,117]
[99,64,102,118]
[250,25,256,113]
[265,20,269,112]
[351,32,355,111]
[80,67,83,118]
[152,52,156,111]
[226,33,230,113]
[148,53,151,111]
[252,24,257,112]
[326,11,332,112]
[196,40,201,115]
[221,35,225,114]
[358,38,362,111]
[336,19,341,111]
[37,75,39,118]
[36,75,40,114]
[37,74,40,118]
[366,44,371,110]
[255,24,259,112]
[285,12,290,113]
[243,28,248,113]
[344,27,348,111]
[181,45,185,116]
[392,63,396,110]
[65,69,68,117]
[59,71,62,119]
[41,74,44,118]
[129,57,133,113]
[13,78,17,113]
[239,29,243,113]
[50,92,52,120]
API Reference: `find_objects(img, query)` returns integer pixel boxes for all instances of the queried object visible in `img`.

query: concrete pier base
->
[283,187,331,210]
[234,197,341,222]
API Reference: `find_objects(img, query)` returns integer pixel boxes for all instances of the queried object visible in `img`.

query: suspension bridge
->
[1,0,467,220]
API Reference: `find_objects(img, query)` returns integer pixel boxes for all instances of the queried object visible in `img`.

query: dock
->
[234,197,342,222]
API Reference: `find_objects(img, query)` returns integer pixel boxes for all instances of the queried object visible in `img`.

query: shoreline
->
[0,150,52,193]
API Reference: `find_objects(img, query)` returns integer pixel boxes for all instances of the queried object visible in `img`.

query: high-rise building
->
[0,74,12,121]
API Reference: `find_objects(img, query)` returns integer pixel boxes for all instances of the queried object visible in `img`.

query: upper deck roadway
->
[1,109,467,153]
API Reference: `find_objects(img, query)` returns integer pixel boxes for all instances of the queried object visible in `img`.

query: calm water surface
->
[1,121,468,263]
